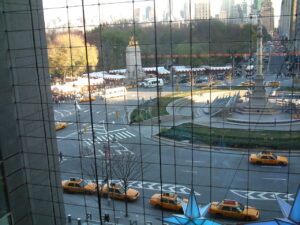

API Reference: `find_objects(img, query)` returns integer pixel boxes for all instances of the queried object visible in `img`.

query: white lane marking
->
[261,166,283,168]
[185,160,204,163]
[263,178,287,181]
[184,170,198,174]
[85,179,199,196]
[61,110,72,116]
[84,110,89,113]
[54,110,64,118]
[230,189,294,200]
[108,128,126,133]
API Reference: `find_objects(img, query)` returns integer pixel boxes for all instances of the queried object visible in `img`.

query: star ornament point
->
[163,189,221,225]
[243,186,300,225]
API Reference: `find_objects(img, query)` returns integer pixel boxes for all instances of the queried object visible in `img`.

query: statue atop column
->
[128,36,138,47]
[125,36,146,84]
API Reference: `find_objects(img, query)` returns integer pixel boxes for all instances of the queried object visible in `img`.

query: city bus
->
[100,87,127,99]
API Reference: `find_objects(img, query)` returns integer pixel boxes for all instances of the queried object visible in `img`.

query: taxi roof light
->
[223,200,237,205]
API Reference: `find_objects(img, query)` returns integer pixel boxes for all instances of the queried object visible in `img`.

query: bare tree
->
[110,153,148,217]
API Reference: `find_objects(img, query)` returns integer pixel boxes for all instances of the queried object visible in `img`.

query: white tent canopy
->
[109,69,126,74]
[82,72,125,80]
[72,77,104,86]
[143,67,170,75]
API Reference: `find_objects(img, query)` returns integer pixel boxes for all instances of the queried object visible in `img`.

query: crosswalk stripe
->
[125,131,135,137]
[122,132,134,138]
[85,140,92,146]
[98,136,106,142]
[114,133,124,139]
[117,132,127,139]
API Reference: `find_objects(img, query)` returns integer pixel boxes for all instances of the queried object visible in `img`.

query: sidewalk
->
[68,214,165,225]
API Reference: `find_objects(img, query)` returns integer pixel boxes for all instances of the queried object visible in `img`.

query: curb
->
[147,133,300,155]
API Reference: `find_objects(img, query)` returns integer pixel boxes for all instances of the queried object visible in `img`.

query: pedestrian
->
[59,152,63,162]
[112,134,116,143]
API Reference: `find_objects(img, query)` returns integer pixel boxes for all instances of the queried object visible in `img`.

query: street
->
[55,84,300,224]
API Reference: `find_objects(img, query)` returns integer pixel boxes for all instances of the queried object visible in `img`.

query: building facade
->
[254,0,265,11]
[194,0,211,20]
[0,0,65,224]
[279,0,292,39]
[261,0,275,35]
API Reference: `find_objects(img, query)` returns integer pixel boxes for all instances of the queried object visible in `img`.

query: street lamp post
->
[74,100,84,156]
[229,50,236,91]
[123,93,128,124]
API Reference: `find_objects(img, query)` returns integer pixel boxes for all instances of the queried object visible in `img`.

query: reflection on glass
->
[0,164,10,224]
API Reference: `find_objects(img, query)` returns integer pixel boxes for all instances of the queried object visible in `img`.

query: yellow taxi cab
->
[78,96,96,102]
[149,192,188,212]
[293,114,300,119]
[209,199,259,221]
[249,151,288,166]
[240,81,255,86]
[61,178,97,194]
[267,81,280,87]
[100,183,139,201]
[55,122,68,131]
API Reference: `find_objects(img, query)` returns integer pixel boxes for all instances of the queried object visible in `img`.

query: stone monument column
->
[125,36,146,84]
[241,15,276,114]
[250,15,268,110]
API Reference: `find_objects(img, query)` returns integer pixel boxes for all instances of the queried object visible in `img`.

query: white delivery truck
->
[141,78,164,88]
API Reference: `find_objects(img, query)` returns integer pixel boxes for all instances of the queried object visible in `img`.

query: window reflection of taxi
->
[78,96,96,102]
[209,199,259,221]
[61,178,97,194]
[249,151,288,166]
[268,81,280,87]
[240,81,255,86]
[55,122,68,131]
[100,183,139,201]
[149,192,188,212]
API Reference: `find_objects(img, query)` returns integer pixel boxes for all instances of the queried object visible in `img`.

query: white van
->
[142,78,164,88]
[101,87,127,99]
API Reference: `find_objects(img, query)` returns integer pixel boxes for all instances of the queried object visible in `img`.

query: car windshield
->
[237,203,245,212]
[118,187,125,194]
[79,181,88,187]
[272,153,277,159]
[175,196,182,204]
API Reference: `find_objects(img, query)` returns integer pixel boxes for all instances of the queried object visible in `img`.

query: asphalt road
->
[55,85,300,224]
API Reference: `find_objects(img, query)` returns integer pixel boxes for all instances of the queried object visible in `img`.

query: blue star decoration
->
[163,189,221,225]
[243,186,300,225]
